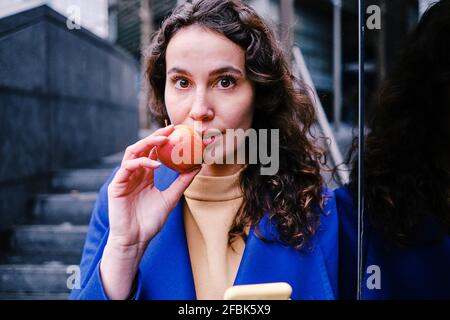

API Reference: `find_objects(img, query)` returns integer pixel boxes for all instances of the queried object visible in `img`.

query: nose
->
[189,88,214,122]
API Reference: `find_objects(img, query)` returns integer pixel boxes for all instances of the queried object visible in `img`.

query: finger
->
[151,124,175,136]
[148,146,158,161]
[161,167,201,206]
[122,135,169,163]
[113,157,161,184]
[122,125,175,162]
[141,147,159,184]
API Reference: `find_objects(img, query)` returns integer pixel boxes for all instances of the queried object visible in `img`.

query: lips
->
[201,129,226,147]
[202,135,216,146]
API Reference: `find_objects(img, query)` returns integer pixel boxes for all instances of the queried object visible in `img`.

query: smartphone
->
[223,282,292,300]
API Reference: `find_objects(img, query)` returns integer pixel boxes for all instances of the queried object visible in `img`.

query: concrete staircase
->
[0,153,123,300]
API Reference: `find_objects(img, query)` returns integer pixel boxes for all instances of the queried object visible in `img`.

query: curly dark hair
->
[144,0,328,249]
[346,0,450,247]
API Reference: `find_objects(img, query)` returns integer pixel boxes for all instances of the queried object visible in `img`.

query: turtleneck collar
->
[183,166,246,201]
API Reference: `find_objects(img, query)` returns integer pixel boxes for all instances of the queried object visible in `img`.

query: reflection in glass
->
[336,0,450,299]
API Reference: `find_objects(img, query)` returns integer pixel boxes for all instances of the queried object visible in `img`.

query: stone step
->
[52,169,114,192]
[8,224,87,255]
[0,252,81,265]
[0,264,72,294]
[88,152,123,169]
[32,192,97,225]
[0,292,69,300]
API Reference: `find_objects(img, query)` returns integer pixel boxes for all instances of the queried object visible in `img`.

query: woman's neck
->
[198,163,245,177]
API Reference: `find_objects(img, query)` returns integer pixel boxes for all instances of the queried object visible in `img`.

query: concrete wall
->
[0,5,139,229]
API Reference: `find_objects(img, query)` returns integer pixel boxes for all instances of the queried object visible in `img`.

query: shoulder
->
[333,185,358,236]
[316,187,338,236]
[315,186,339,239]
[333,185,358,239]
[334,185,355,213]
[90,166,120,229]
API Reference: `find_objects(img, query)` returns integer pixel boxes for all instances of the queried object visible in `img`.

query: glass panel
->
[357,0,450,299]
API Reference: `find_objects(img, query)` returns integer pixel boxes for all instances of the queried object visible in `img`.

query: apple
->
[156,124,204,173]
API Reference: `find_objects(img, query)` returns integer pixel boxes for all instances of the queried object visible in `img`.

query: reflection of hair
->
[347,0,450,247]
[145,0,327,249]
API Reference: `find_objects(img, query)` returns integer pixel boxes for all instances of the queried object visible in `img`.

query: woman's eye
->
[176,78,190,88]
[216,76,236,89]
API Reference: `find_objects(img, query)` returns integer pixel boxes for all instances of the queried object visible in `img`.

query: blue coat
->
[70,164,339,300]
[336,186,450,299]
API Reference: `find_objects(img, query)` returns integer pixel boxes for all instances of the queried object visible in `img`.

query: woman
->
[336,0,450,299]
[70,0,337,300]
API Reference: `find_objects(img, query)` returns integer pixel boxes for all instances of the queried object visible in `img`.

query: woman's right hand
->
[100,125,200,299]
[106,124,200,251]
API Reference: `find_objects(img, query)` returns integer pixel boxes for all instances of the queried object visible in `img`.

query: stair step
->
[89,152,123,169]
[0,252,81,265]
[9,224,87,255]
[32,192,97,225]
[0,264,72,294]
[52,169,114,192]
[0,292,69,300]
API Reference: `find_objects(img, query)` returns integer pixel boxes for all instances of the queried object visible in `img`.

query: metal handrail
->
[292,46,349,185]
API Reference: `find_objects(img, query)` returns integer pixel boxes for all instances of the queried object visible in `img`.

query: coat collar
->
[138,165,336,300]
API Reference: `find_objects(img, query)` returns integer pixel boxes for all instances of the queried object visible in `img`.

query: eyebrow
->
[167,65,244,77]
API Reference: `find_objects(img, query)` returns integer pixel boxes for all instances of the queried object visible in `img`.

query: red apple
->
[156,124,204,173]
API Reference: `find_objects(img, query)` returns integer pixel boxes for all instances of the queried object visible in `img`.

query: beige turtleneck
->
[183,166,247,300]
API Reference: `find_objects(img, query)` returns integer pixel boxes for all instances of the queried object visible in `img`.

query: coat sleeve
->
[69,167,143,300]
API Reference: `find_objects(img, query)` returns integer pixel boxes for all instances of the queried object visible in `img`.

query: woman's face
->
[164,25,255,161]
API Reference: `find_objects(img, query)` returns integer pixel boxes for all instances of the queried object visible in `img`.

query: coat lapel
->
[234,214,336,300]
